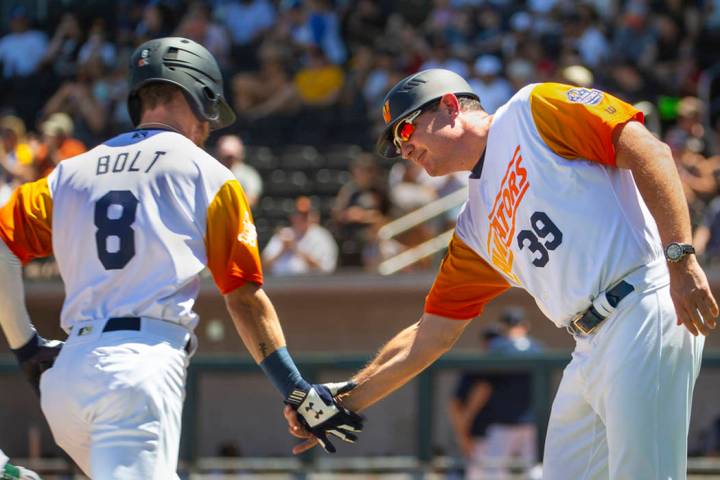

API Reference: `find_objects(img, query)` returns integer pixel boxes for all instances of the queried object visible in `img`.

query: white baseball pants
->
[39,318,190,479]
[543,284,704,480]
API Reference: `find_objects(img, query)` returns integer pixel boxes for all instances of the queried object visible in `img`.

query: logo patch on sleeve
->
[237,211,258,248]
[566,88,603,105]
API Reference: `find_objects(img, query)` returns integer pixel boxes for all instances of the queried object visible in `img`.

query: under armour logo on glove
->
[305,402,324,419]
[285,381,364,453]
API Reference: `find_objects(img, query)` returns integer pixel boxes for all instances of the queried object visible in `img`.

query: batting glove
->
[2,463,41,480]
[11,333,63,396]
[285,381,364,453]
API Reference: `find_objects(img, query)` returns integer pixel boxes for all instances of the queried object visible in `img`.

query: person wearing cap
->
[448,325,502,479]
[33,113,86,178]
[285,68,717,479]
[215,134,263,207]
[262,196,338,276]
[468,55,512,114]
[450,308,544,479]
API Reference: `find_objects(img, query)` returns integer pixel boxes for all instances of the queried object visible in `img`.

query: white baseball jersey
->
[0,128,263,333]
[425,83,660,327]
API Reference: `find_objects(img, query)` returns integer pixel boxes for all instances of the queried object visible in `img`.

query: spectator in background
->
[332,153,391,268]
[451,308,543,479]
[665,96,709,155]
[611,2,655,68]
[468,55,513,114]
[506,58,536,93]
[693,185,720,265]
[231,41,297,119]
[294,46,345,108]
[388,160,438,215]
[262,195,338,275]
[33,113,86,178]
[449,325,503,478]
[214,0,276,70]
[176,2,231,69]
[0,6,48,80]
[483,308,543,478]
[420,38,469,78]
[134,1,177,43]
[216,134,263,208]
[293,0,347,65]
[340,0,387,52]
[215,0,276,47]
[41,57,109,146]
[572,3,610,69]
[0,115,35,185]
[39,12,83,83]
[77,18,117,72]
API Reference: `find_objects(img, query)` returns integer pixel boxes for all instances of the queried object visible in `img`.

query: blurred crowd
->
[3,0,720,275]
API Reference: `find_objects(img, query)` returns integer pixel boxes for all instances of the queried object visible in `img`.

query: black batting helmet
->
[127,37,236,130]
[376,69,479,158]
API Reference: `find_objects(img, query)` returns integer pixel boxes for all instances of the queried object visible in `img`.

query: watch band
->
[664,242,695,262]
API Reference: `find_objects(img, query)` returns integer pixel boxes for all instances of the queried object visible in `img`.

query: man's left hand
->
[669,257,719,336]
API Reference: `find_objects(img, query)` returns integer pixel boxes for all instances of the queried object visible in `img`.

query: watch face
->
[667,243,683,260]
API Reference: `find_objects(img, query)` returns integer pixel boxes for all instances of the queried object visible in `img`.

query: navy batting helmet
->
[376,69,479,158]
[127,37,236,130]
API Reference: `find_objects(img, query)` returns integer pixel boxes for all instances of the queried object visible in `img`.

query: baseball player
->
[0,450,40,480]
[286,69,718,479]
[0,37,361,479]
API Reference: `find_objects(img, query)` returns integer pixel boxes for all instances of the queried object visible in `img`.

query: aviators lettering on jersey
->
[486,145,528,283]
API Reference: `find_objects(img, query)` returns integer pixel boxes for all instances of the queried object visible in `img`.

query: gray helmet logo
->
[376,69,479,158]
[127,37,236,130]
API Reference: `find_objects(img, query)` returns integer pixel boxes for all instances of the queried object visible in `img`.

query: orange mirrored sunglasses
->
[392,109,422,152]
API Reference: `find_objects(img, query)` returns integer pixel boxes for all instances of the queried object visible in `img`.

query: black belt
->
[103,317,141,332]
[103,317,191,353]
[568,280,635,336]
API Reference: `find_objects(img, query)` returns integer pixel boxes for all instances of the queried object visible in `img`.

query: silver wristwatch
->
[664,242,695,262]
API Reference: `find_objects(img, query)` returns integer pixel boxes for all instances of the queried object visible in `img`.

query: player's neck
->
[137,121,183,134]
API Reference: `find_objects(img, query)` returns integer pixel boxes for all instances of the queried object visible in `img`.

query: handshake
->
[283,381,363,454]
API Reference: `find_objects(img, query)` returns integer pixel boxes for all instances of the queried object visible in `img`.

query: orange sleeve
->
[205,180,263,294]
[530,83,644,167]
[425,234,511,320]
[0,178,53,264]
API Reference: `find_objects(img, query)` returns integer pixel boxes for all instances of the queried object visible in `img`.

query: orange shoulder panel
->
[205,180,263,294]
[425,234,510,320]
[530,83,644,166]
[0,178,53,264]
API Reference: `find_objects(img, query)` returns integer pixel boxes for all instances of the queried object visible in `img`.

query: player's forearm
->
[343,314,467,412]
[614,121,691,245]
[224,283,287,363]
[0,240,35,349]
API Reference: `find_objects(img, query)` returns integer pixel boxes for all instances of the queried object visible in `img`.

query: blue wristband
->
[11,333,40,363]
[259,347,310,398]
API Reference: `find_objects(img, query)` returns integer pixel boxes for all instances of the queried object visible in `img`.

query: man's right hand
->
[11,333,63,395]
[668,257,719,336]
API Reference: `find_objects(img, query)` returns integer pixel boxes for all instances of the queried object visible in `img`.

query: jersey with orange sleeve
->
[0,128,262,333]
[425,83,661,326]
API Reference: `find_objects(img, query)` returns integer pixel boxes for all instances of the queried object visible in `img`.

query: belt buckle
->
[569,313,599,336]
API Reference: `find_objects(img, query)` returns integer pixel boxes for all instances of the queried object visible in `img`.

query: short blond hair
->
[137,82,183,114]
